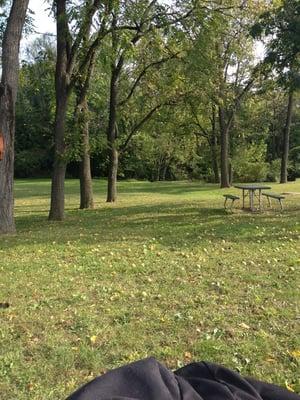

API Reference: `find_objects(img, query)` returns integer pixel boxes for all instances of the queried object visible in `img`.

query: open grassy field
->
[0,179,299,399]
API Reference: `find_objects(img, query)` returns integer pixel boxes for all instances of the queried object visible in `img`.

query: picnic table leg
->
[258,189,262,211]
[242,189,245,208]
[279,199,283,211]
[224,197,228,209]
[249,190,254,211]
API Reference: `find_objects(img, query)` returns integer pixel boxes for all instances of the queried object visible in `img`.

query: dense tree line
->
[0,0,299,231]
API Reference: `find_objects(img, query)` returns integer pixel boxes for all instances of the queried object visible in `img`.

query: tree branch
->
[120,104,162,152]
[118,52,180,106]
[67,0,101,75]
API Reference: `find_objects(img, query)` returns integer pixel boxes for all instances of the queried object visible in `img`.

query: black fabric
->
[66,357,300,400]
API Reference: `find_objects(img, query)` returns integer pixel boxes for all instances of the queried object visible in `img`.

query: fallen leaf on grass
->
[184,352,192,360]
[285,381,295,392]
[90,335,97,344]
[239,323,250,330]
[290,350,300,359]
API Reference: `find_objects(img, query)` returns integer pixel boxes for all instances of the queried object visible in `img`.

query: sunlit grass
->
[0,179,299,399]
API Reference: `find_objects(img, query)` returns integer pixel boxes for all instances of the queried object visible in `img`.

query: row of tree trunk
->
[0,1,295,233]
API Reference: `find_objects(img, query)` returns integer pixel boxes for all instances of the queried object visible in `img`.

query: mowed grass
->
[0,179,300,399]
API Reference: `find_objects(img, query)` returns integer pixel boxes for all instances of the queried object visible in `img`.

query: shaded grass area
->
[0,179,299,399]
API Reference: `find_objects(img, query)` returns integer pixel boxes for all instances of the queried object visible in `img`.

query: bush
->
[266,159,281,182]
[15,149,51,178]
[232,143,268,182]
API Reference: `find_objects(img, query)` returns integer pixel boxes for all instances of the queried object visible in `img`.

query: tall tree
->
[252,0,300,183]
[104,0,189,202]
[74,53,96,209]
[181,0,261,187]
[0,0,29,234]
[49,0,107,220]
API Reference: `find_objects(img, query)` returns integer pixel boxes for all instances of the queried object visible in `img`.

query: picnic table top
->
[234,184,271,190]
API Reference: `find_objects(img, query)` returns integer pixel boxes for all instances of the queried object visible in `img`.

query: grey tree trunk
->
[107,66,119,203]
[210,136,219,184]
[49,0,69,221]
[0,0,29,234]
[219,107,230,188]
[107,147,119,202]
[280,90,294,184]
[79,100,94,209]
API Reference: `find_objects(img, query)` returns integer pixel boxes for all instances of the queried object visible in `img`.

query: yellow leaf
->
[291,350,300,358]
[285,381,294,392]
[90,335,97,344]
[239,323,250,330]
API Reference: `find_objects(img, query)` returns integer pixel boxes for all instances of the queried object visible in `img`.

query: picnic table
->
[234,184,271,212]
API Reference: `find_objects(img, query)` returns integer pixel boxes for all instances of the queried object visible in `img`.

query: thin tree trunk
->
[0,0,29,234]
[79,100,94,209]
[219,107,230,188]
[210,135,219,184]
[107,147,118,202]
[161,162,168,181]
[210,106,219,184]
[49,93,68,220]
[107,67,119,202]
[280,90,294,184]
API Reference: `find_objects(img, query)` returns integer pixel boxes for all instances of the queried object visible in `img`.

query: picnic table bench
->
[262,192,285,211]
[223,194,240,210]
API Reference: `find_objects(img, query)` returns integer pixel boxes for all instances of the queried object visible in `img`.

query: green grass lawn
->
[1,179,300,399]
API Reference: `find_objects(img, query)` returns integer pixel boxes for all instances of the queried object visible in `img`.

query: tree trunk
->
[79,100,94,209]
[210,135,219,184]
[280,90,294,184]
[0,0,29,234]
[219,107,230,188]
[48,93,68,220]
[49,0,69,221]
[106,66,119,202]
[161,162,168,181]
[107,147,118,202]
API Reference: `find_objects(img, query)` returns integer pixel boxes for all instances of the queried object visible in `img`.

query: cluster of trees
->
[0,0,299,233]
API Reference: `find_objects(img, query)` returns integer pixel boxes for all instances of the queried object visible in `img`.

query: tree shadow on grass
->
[7,200,299,252]
[14,179,222,200]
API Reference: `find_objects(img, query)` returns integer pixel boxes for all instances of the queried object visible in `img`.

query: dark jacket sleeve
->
[66,358,300,400]
[175,361,300,400]
[66,357,183,400]
[245,377,300,400]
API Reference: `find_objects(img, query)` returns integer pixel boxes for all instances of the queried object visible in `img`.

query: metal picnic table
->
[234,184,271,212]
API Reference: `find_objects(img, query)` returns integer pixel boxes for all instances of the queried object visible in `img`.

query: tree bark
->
[209,135,219,184]
[107,147,119,202]
[49,0,102,219]
[0,0,29,234]
[107,64,119,202]
[79,99,94,209]
[219,107,230,188]
[161,162,168,181]
[74,52,95,210]
[280,90,294,184]
[49,0,69,221]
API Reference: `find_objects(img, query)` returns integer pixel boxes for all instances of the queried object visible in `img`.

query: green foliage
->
[15,36,56,177]
[266,158,281,182]
[232,142,269,182]
[15,149,50,177]
[251,0,300,88]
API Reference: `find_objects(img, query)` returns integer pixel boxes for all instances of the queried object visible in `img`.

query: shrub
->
[266,159,281,182]
[232,142,268,182]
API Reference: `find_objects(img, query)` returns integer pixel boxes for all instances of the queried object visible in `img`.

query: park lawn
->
[0,179,299,400]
